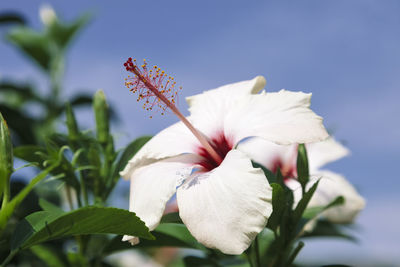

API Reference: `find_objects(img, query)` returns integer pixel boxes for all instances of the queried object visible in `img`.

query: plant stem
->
[65,186,74,211]
[1,179,10,210]
[254,235,261,267]
[79,171,89,206]
[287,241,304,266]
[0,249,18,267]
[245,251,255,267]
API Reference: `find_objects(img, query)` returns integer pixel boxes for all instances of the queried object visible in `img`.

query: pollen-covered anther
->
[123,58,180,116]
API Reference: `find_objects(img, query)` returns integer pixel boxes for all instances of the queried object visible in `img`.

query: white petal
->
[122,154,198,243]
[308,171,365,224]
[186,76,266,137]
[188,80,328,145]
[176,150,272,255]
[238,137,297,171]
[307,137,350,172]
[226,90,329,145]
[120,122,199,179]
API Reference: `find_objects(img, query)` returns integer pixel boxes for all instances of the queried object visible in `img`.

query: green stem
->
[80,171,89,206]
[287,241,304,266]
[254,235,261,267]
[0,249,18,267]
[65,186,74,211]
[246,251,255,267]
[1,178,10,210]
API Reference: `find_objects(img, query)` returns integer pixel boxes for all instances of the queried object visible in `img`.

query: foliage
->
[0,8,93,146]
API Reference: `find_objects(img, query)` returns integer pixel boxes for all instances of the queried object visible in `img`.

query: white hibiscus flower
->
[121,58,328,254]
[239,137,366,225]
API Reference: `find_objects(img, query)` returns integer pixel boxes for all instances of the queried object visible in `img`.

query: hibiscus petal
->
[120,122,198,179]
[308,170,365,224]
[122,154,199,243]
[237,137,297,171]
[186,76,266,137]
[226,90,329,145]
[307,137,350,172]
[176,149,272,255]
[187,77,328,145]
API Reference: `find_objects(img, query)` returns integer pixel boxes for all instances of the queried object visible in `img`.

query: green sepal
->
[0,112,13,203]
[296,144,309,192]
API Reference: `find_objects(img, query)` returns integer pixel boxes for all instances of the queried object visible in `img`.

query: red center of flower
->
[196,132,233,171]
[271,158,297,182]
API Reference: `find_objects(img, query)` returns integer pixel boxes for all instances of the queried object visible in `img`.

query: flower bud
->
[0,113,13,199]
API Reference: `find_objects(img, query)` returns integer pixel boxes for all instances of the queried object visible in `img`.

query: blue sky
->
[1,0,399,264]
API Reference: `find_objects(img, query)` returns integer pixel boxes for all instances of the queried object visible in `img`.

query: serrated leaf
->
[11,207,153,250]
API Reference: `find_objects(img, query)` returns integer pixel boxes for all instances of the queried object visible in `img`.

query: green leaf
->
[47,14,90,51]
[0,81,42,103]
[301,220,356,241]
[38,198,64,215]
[65,103,80,142]
[113,136,152,176]
[252,161,276,184]
[183,256,220,267]
[292,180,319,225]
[296,144,309,190]
[303,196,345,220]
[93,90,110,144]
[0,112,13,201]
[266,183,285,232]
[30,244,68,267]
[14,145,47,163]
[0,12,26,25]
[69,94,92,106]
[102,223,205,256]
[0,104,37,145]
[6,27,52,71]
[137,223,204,250]
[0,163,57,231]
[160,212,183,224]
[11,206,153,250]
